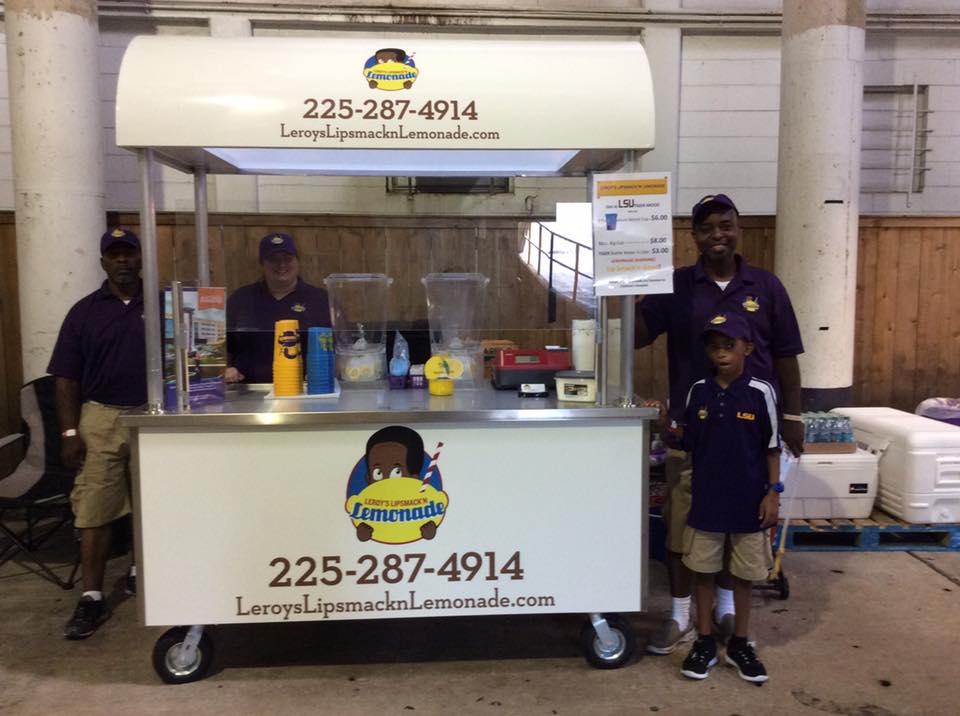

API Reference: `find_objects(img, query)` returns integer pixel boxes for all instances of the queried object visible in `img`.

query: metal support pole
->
[138,148,164,414]
[170,280,190,413]
[619,295,636,407]
[194,168,210,287]
[597,297,608,407]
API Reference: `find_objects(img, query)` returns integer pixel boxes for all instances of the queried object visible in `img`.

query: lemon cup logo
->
[742,296,760,313]
[345,426,449,544]
[363,48,418,91]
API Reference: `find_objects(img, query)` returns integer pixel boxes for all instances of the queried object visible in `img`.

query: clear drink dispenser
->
[421,272,490,387]
[323,273,393,384]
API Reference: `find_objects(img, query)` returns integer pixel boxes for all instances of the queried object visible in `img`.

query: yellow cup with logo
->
[273,319,303,396]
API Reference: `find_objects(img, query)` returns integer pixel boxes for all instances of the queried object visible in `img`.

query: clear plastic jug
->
[323,273,393,383]
[421,273,490,387]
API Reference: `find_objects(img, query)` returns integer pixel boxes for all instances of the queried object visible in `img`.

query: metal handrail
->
[520,221,594,321]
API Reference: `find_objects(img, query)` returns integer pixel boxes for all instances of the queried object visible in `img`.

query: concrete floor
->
[1,530,958,716]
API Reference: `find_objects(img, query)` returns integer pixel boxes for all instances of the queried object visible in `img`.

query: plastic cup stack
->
[272,319,303,397]
[307,326,336,395]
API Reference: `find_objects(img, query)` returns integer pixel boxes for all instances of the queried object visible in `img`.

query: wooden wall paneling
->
[943,228,960,397]
[890,226,921,411]
[914,228,947,399]
[208,224,227,288]
[854,227,878,405]
[475,225,502,337]
[871,227,900,407]
[0,219,21,435]
[361,229,388,277]
[393,226,432,324]
[172,222,199,285]
[336,224,365,274]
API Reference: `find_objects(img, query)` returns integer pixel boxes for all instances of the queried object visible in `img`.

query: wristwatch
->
[767,482,785,494]
[61,428,78,438]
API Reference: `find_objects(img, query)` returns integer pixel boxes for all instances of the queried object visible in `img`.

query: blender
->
[421,272,490,388]
[324,273,393,384]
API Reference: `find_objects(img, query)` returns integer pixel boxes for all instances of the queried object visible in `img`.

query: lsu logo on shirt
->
[697,407,709,421]
[742,296,760,312]
[291,303,306,313]
[736,411,756,421]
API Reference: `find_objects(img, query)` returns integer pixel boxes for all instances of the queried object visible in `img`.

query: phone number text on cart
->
[268,551,524,588]
[302,98,478,121]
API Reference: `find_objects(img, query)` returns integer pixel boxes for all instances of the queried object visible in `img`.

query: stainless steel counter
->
[119,383,658,428]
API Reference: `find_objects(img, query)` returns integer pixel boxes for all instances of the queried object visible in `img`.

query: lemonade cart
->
[115,34,658,682]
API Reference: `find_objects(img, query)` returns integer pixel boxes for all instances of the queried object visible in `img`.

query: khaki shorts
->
[662,448,692,554]
[681,528,773,582]
[70,401,133,529]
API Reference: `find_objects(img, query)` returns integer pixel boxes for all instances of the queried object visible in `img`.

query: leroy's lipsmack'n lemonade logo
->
[345,426,448,544]
[363,48,418,91]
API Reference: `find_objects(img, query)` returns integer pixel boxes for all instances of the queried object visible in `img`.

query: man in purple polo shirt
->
[637,193,804,655]
[225,232,331,384]
[48,228,146,640]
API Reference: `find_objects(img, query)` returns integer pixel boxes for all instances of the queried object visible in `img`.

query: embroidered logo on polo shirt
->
[736,411,756,421]
[697,406,708,420]
[709,315,727,325]
[111,228,125,237]
[742,296,760,312]
[292,303,306,313]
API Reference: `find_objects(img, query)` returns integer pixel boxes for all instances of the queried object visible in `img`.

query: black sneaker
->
[681,635,718,680]
[725,637,768,683]
[64,596,110,640]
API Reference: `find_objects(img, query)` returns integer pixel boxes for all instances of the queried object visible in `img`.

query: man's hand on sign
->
[782,419,805,457]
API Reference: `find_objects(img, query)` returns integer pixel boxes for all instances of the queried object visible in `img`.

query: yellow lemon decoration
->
[345,477,448,544]
[425,354,464,381]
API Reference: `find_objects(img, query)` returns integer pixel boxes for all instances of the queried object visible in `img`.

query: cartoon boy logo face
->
[278,330,300,359]
[362,47,419,91]
[345,426,449,545]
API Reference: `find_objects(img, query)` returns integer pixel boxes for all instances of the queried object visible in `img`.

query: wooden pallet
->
[777,509,960,552]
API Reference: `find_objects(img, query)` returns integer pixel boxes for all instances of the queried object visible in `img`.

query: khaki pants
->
[70,401,132,529]
[681,528,773,582]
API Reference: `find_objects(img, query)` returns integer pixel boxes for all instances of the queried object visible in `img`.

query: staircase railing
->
[519,221,594,322]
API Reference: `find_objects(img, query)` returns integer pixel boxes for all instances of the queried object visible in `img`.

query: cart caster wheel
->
[580,614,635,669]
[777,573,790,600]
[153,626,214,684]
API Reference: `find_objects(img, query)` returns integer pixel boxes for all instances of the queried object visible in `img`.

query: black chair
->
[0,375,79,589]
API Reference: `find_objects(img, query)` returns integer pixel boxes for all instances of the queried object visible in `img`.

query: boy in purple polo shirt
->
[678,311,781,682]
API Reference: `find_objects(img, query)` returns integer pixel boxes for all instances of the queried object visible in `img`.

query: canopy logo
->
[363,48,418,91]
[345,426,448,544]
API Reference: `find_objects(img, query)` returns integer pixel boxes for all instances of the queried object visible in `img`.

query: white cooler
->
[782,449,878,519]
[834,407,960,524]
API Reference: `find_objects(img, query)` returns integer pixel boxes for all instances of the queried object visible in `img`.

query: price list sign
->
[592,172,674,296]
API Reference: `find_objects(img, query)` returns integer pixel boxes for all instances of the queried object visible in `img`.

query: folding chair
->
[0,375,79,589]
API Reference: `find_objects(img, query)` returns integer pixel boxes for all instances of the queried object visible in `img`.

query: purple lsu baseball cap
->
[100,228,140,255]
[691,193,739,226]
[700,312,752,343]
[259,232,298,260]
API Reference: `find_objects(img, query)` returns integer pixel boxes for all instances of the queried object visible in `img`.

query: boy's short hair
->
[700,312,752,343]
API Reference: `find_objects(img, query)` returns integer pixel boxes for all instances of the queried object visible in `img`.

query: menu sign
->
[592,172,674,296]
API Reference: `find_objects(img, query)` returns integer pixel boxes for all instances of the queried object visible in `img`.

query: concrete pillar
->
[6,0,105,381]
[207,15,259,213]
[774,0,865,411]
[638,25,681,214]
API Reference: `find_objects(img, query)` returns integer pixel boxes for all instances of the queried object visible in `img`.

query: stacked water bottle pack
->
[802,411,857,453]
[307,326,336,395]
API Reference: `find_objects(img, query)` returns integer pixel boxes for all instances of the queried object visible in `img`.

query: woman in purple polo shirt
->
[225,232,331,384]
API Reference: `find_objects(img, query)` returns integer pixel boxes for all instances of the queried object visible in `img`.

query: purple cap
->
[100,228,140,256]
[691,193,738,226]
[701,312,752,343]
[259,232,298,260]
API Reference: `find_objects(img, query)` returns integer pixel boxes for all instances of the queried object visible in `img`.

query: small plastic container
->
[555,370,596,403]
